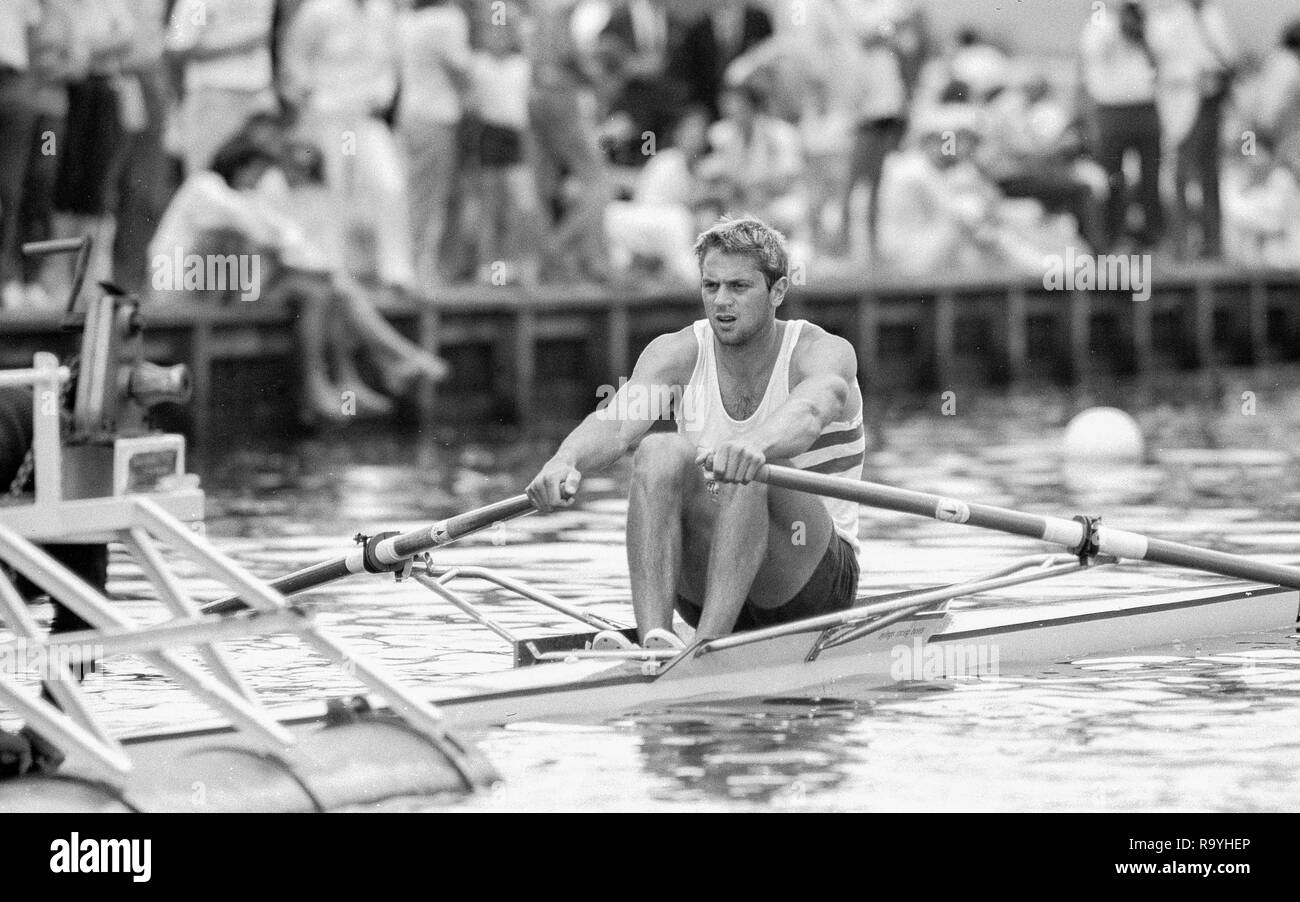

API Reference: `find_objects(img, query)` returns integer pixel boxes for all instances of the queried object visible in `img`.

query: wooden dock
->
[2,264,1297,445]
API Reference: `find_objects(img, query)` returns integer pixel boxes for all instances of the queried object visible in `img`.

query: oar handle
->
[202,495,538,615]
[377,495,535,563]
[755,464,1300,590]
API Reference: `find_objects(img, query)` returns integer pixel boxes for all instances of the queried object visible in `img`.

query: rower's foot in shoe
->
[591,630,637,651]
[642,627,685,651]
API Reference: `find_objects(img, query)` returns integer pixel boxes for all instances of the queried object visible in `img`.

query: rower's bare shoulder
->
[791,323,858,379]
[634,326,699,382]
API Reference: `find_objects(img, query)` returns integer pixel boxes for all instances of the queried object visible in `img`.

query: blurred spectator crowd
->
[2,0,1300,315]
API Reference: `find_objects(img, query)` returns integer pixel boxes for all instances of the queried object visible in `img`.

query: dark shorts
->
[849,116,906,183]
[477,122,524,168]
[54,76,123,216]
[675,534,860,633]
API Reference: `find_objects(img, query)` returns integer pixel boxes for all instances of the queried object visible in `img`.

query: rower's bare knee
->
[713,478,767,509]
[632,433,696,491]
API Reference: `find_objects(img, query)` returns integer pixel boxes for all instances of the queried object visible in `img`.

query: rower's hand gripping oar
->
[202,494,537,615]
[753,464,1300,590]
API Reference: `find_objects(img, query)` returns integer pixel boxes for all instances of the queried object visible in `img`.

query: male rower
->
[526,217,864,647]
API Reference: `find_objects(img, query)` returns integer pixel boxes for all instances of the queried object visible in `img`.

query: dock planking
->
[2,266,1297,439]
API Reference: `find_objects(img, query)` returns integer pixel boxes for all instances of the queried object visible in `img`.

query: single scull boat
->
[2,466,1298,811]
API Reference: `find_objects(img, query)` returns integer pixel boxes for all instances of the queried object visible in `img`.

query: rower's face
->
[700,250,785,345]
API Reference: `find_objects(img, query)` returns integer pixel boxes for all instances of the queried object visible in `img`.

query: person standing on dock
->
[1149,0,1239,261]
[526,217,863,646]
[165,0,277,176]
[1080,0,1165,252]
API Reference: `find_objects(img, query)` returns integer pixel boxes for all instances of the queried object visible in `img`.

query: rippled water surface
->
[8,371,1300,811]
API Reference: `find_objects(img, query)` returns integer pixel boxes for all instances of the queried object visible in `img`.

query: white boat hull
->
[426,582,1300,728]
[10,581,1293,810]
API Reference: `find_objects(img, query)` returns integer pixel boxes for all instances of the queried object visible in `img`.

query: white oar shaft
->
[376,495,536,564]
[202,495,537,615]
[755,464,1300,589]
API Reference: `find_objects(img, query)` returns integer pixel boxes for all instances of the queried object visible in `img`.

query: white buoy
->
[1063,407,1145,462]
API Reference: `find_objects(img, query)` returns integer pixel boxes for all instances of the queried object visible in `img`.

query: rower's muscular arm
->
[527,329,695,511]
[705,328,857,484]
[754,329,857,459]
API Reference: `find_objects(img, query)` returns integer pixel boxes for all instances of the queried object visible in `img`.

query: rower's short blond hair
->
[693,217,789,289]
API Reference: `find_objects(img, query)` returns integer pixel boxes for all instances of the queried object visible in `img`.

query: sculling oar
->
[754,464,1300,590]
[202,495,536,615]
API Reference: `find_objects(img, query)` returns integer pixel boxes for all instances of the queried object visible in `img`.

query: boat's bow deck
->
[935,582,1299,664]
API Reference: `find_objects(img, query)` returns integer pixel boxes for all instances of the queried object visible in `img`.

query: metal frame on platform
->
[0,358,474,785]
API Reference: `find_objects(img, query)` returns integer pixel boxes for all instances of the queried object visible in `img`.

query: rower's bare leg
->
[746,484,835,609]
[680,474,835,630]
[694,481,770,639]
[627,434,701,640]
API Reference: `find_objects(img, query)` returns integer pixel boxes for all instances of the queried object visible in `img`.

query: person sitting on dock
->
[526,216,863,648]
[146,126,448,424]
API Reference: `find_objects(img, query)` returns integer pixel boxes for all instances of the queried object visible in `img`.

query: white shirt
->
[800,106,854,158]
[1257,50,1300,134]
[977,89,1072,180]
[90,0,140,75]
[1148,1,1235,87]
[167,0,275,93]
[879,150,998,272]
[675,318,865,551]
[149,170,339,281]
[845,0,909,121]
[0,0,39,70]
[398,4,470,126]
[282,0,399,116]
[121,0,167,69]
[149,171,285,275]
[706,115,803,189]
[634,147,693,206]
[629,0,667,58]
[468,52,531,129]
[28,0,92,87]
[950,43,1010,101]
[1080,13,1157,105]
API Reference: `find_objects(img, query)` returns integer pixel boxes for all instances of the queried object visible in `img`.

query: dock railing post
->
[856,292,879,389]
[1248,278,1269,365]
[30,352,62,505]
[1194,276,1215,369]
[1069,290,1091,383]
[1006,285,1027,384]
[933,291,955,389]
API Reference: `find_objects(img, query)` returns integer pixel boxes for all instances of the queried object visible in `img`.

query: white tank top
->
[675,319,865,551]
